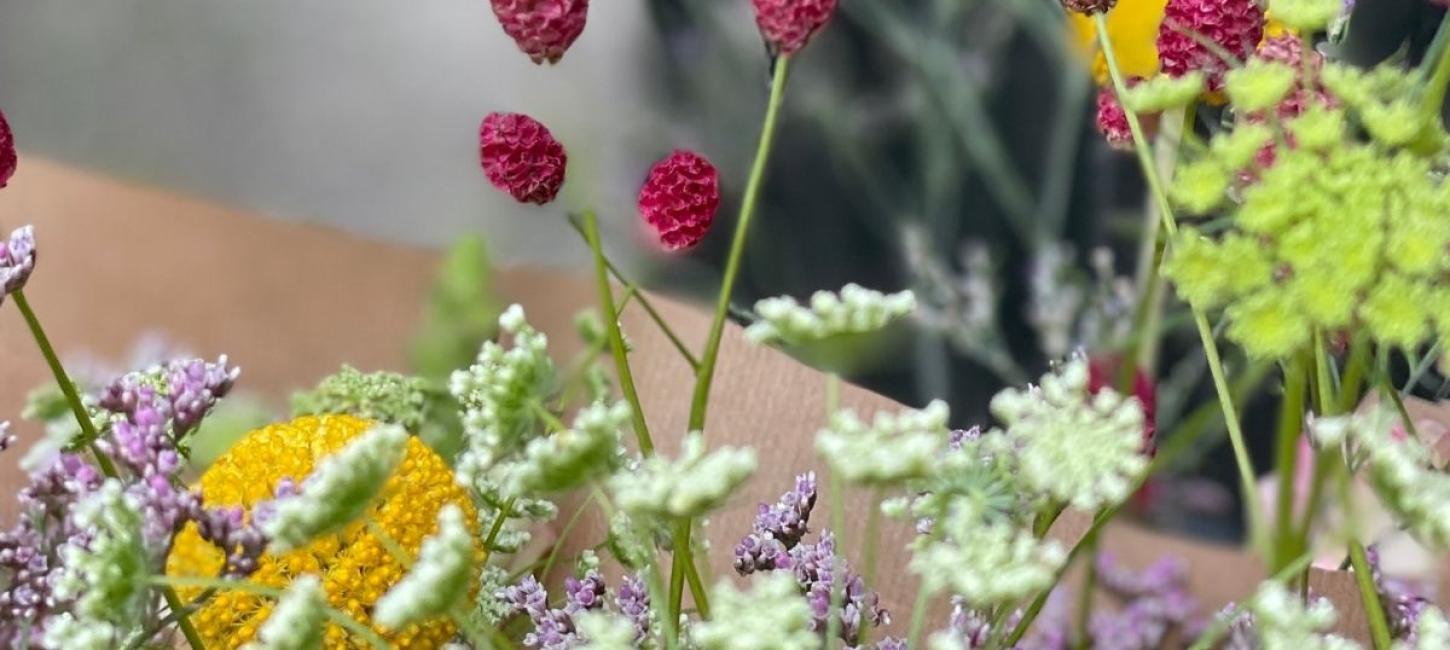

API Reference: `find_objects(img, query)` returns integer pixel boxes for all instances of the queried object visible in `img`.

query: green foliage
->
[410,234,500,381]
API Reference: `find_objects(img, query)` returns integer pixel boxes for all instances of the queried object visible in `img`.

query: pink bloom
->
[1155,0,1265,91]
[489,0,590,65]
[0,107,15,189]
[637,150,720,251]
[751,0,838,56]
[479,112,568,205]
[1095,86,1134,151]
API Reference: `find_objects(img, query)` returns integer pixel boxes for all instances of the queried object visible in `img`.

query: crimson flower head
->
[751,0,838,56]
[489,0,590,65]
[1095,87,1133,151]
[1087,355,1158,456]
[479,112,567,205]
[637,150,720,251]
[0,106,15,189]
[1155,0,1265,91]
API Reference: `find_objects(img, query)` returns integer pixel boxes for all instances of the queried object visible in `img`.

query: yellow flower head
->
[166,415,480,649]
[1067,0,1168,84]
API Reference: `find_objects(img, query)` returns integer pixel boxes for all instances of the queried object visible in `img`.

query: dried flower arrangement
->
[2,0,1450,649]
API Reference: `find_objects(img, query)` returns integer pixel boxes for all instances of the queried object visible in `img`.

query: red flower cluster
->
[751,0,838,55]
[489,0,590,65]
[0,107,15,189]
[1155,0,1265,91]
[1087,356,1158,456]
[479,112,568,205]
[1095,87,1134,151]
[637,150,720,251]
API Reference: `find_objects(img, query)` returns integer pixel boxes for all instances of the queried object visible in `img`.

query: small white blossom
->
[609,433,756,519]
[1247,582,1360,649]
[991,357,1148,511]
[375,505,475,629]
[505,401,628,495]
[816,401,948,485]
[244,575,328,650]
[1397,606,1450,650]
[745,284,916,346]
[263,424,409,551]
[575,611,640,650]
[691,573,818,650]
[1314,408,1450,549]
[910,513,1066,604]
[45,480,147,650]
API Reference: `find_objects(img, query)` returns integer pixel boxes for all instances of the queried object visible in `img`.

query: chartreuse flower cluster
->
[691,573,818,650]
[745,284,917,346]
[1161,44,1450,359]
[816,400,947,484]
[1313,408,1450,549]
[609,432,757,519]
[292,365,431,431]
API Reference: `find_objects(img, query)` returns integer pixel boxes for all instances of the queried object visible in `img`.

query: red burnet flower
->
[0,106,16,189]
[751,0,838,56]
[1095,86,1134,151]
[1155,0,1265,92]
[489,0,590,65]
[1087,355,1157,456]
[637,150,720,251]
[479,112,567,205]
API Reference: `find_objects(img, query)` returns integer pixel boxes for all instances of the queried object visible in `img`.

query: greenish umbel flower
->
[1224,59,1298,113]
[263,424,409,551]
[909,506,1066,604]
[375,505,476,629]
[991,358,1148,511]
[609,433,756,519]
[1164,59,1450,360]
[691,573,819,650]
[1123,71,1206,113]
[816,400,949,485]
[45,481,148,650]
[292,365,431,431]
[574,611,641,650]
[243,575,327,650]
[1268,0,1341,33]
[1245,582,1358,649]
[744,283,916,346]
[503,401,629,495]
[1313,409,1450,549]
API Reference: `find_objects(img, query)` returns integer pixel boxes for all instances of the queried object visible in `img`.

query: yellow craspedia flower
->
[167,414,480,649]
[1067,0,1167,85]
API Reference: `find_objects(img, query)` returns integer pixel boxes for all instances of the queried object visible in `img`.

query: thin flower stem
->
[565,214,700,370]
[541,493,599,580]
[1094,14,1269,556]
[826,472,847,650]
[483,497,516,552]
[13,289,208,650]
[1272,354,1308,571]
[686,53,791,434]
[1348,540,1394,650]
[1073,530,1100,648]
[581,209,655,456]
[862,488,884,590]
[905,580,932,650]
[1422,15,1450,119]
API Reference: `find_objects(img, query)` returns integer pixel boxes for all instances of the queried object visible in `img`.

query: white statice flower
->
[375,505,474,629]
[575,611,640,650]
[263,424,408,551]
[691,573,818,650]
[609,433,756,519]
[1397,606,1450,650]
[504,401,628,495]
[1313,408,1450,549]
[816,400,949,485]
[909,510,1065,604]
[1247,582,1360,649]
[44,481,147,650]
[450,304,556,487]
[1026,242,1086,359]
[744,283,916,346]
[243,575,328,650]
[990,357,1148,511]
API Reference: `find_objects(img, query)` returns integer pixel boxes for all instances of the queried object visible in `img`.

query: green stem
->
[1095,14,1268,556]
[686,54,791,433]
[826,471,847,650]
[581,210,655,456]
[1337,335,1372,414]
[667,519,709,627]
[862,488,884,590]
[541,493,598,580]
[482,497,516,552]
[1272,355,1308,571]
[905,581,932,650]
[1073,531,1100,649]
[1348,540,1394,650]
[566,215,700,370]
[1422,14,1450,119]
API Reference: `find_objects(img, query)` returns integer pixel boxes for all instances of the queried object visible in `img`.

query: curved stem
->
[581,210,655,456]
[687,54,791,433]
[1094,14,1268,555]
[1348,540,1394,650]
[1272,355,1308,571]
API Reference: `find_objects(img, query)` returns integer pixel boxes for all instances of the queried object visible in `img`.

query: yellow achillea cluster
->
[1164,62,1450,359]
[166,415,480,649]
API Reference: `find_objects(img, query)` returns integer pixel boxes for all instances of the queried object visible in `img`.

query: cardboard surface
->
[0,158,1378,643]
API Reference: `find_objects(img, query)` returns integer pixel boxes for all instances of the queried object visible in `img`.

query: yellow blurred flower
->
[1067,0,1169,85]
[166,414,480,649]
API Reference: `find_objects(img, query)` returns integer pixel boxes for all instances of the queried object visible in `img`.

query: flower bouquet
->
[3,0,1450,649]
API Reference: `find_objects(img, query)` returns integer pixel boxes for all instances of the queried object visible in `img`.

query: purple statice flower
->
[948,426,982,451]
[787,532,889,645]
[614,574,652,643]
[501,575,550,623]
[165,356,239,436]
[866,638,907,650]
[1365,545,1434,642]
[0,224,35,303]
[188,500,267,577]
[1218,604,1257,650]
[736,472,817,575]
[563,570,607,615]
[944,590,1069,650]
[1088,553,1203,649]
